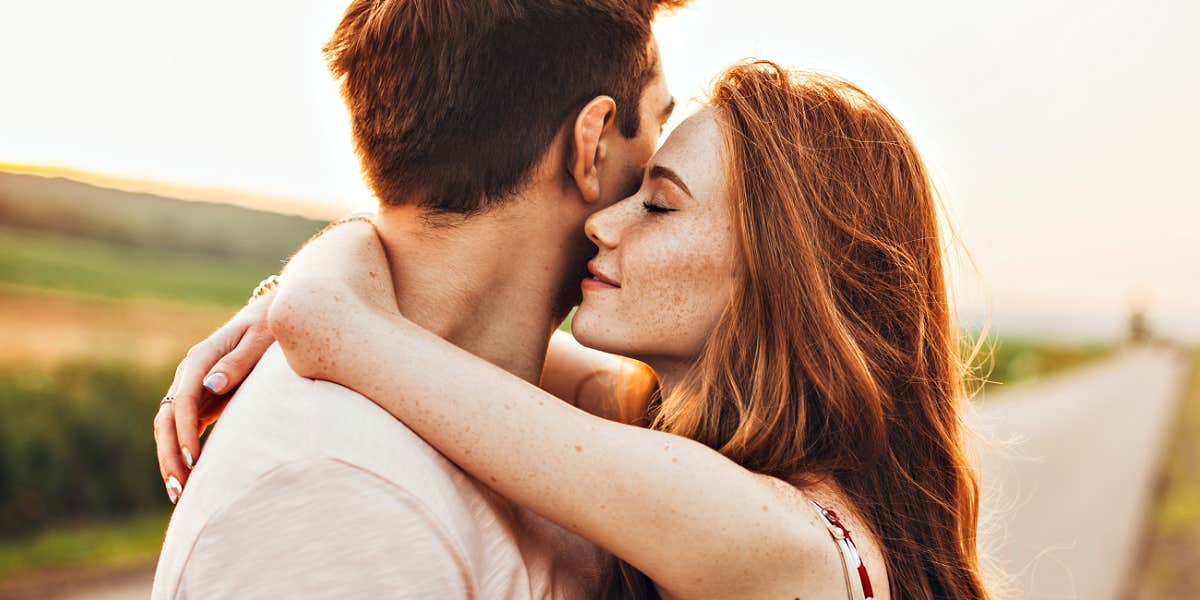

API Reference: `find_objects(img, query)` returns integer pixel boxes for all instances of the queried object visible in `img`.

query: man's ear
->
[569,96,617,204]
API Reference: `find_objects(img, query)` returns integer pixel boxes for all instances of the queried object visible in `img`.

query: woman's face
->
[572,109,740,375]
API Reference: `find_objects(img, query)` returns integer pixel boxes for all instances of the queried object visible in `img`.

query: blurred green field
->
[0,510,169,580]
[0,225,280,307]
[977,336,1114,391]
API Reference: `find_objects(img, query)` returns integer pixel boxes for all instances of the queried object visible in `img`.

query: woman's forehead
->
[651,108,725,201]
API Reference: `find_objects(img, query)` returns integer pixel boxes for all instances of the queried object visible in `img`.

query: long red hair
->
[607,61,990,599]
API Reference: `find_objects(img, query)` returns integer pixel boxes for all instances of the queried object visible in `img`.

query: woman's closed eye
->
[642,201,676,214]
[642,191,678,214]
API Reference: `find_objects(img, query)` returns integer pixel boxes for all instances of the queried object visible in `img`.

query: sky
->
[0,0,1196,341]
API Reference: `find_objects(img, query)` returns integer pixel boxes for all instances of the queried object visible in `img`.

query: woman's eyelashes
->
[641,192,677,214]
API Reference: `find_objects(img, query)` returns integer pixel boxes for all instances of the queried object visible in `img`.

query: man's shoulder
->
[171,344,496,536]
[154,457,477,599]
[154,345,518,597]
[210,343,449,475]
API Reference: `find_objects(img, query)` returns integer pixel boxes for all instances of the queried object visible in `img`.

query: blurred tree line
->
[0,362,172,536]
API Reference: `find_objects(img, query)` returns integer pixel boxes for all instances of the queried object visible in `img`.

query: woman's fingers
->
[170,339,231,475]
[198,294,276,398]
[202,324,276,397]
[170,301,274,472]
[154,291,275,502]
[154,378,187,503]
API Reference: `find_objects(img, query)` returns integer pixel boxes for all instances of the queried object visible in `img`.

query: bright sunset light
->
[1,0,1197,339]
[2,4,1198,598]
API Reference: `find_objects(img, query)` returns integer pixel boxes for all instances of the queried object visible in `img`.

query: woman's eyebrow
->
[649,164,692,198]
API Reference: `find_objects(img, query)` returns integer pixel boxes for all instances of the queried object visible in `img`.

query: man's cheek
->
[621,169,643,200]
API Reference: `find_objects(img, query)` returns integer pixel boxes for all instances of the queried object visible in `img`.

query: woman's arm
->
[277,216,397,314]
[282,218,657,423]
[269,230,814,598]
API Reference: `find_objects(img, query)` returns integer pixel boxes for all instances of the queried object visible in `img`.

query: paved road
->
[974,346,1188,600]
[56,568,154,600]
[0,564,154,600]
[34,347,1189,600]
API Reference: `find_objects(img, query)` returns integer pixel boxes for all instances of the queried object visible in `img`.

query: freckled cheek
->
[620,228,734,354]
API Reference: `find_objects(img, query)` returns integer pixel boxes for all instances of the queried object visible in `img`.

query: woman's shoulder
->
[755,475,891,600]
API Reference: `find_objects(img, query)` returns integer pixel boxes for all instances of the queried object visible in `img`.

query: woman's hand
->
[153,290,277,502]
[153,268,383,506]
[152,214,388,504]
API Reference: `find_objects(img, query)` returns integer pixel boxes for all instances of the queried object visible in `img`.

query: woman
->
[166,61,990,599]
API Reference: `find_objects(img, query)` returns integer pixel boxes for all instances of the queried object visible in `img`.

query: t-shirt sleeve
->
[171,458,473,599]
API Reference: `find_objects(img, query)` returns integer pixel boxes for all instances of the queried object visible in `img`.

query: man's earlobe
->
[570,96,617,204]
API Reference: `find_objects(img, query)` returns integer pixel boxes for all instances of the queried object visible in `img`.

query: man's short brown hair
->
[325,0,685,215]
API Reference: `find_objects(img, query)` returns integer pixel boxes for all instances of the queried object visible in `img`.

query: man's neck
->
[372,202,588,384]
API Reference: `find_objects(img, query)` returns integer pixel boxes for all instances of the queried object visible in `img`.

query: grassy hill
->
[0,171,327,262]
[0,171,333,307]
[0,227,281,307]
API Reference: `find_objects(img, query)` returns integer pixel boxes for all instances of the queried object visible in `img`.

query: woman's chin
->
[569,309,623,355]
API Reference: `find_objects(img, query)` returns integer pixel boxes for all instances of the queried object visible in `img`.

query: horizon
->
[0,161,346,221]
[2,163,1193,345]
[0,0,1196,343]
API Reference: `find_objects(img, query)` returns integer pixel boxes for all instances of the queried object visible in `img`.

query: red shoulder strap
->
[809,499,876,600]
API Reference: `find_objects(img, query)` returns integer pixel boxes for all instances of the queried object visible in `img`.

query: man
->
[151,0,681,597]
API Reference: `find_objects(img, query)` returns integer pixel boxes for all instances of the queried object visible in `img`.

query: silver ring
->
[160,395,175,406]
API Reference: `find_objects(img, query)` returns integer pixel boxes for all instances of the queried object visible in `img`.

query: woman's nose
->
[585,203,621,249]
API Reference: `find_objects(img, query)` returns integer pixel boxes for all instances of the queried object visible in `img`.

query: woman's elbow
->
[267,275,348,380]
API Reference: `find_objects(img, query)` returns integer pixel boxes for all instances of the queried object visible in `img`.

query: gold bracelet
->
[248,274,281,304]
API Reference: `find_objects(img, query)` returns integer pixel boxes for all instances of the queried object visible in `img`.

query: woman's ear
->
[569,96,617,204]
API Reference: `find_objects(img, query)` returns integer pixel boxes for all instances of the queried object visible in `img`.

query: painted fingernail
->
[203,373,228,394]
[165,476,182,505]
[182,447,194,470]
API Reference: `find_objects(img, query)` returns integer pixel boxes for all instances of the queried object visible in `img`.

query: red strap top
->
[809,499,876,600]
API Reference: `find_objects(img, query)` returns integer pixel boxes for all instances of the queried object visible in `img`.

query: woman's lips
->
[584,261,621,290]
[581,276,619,292]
